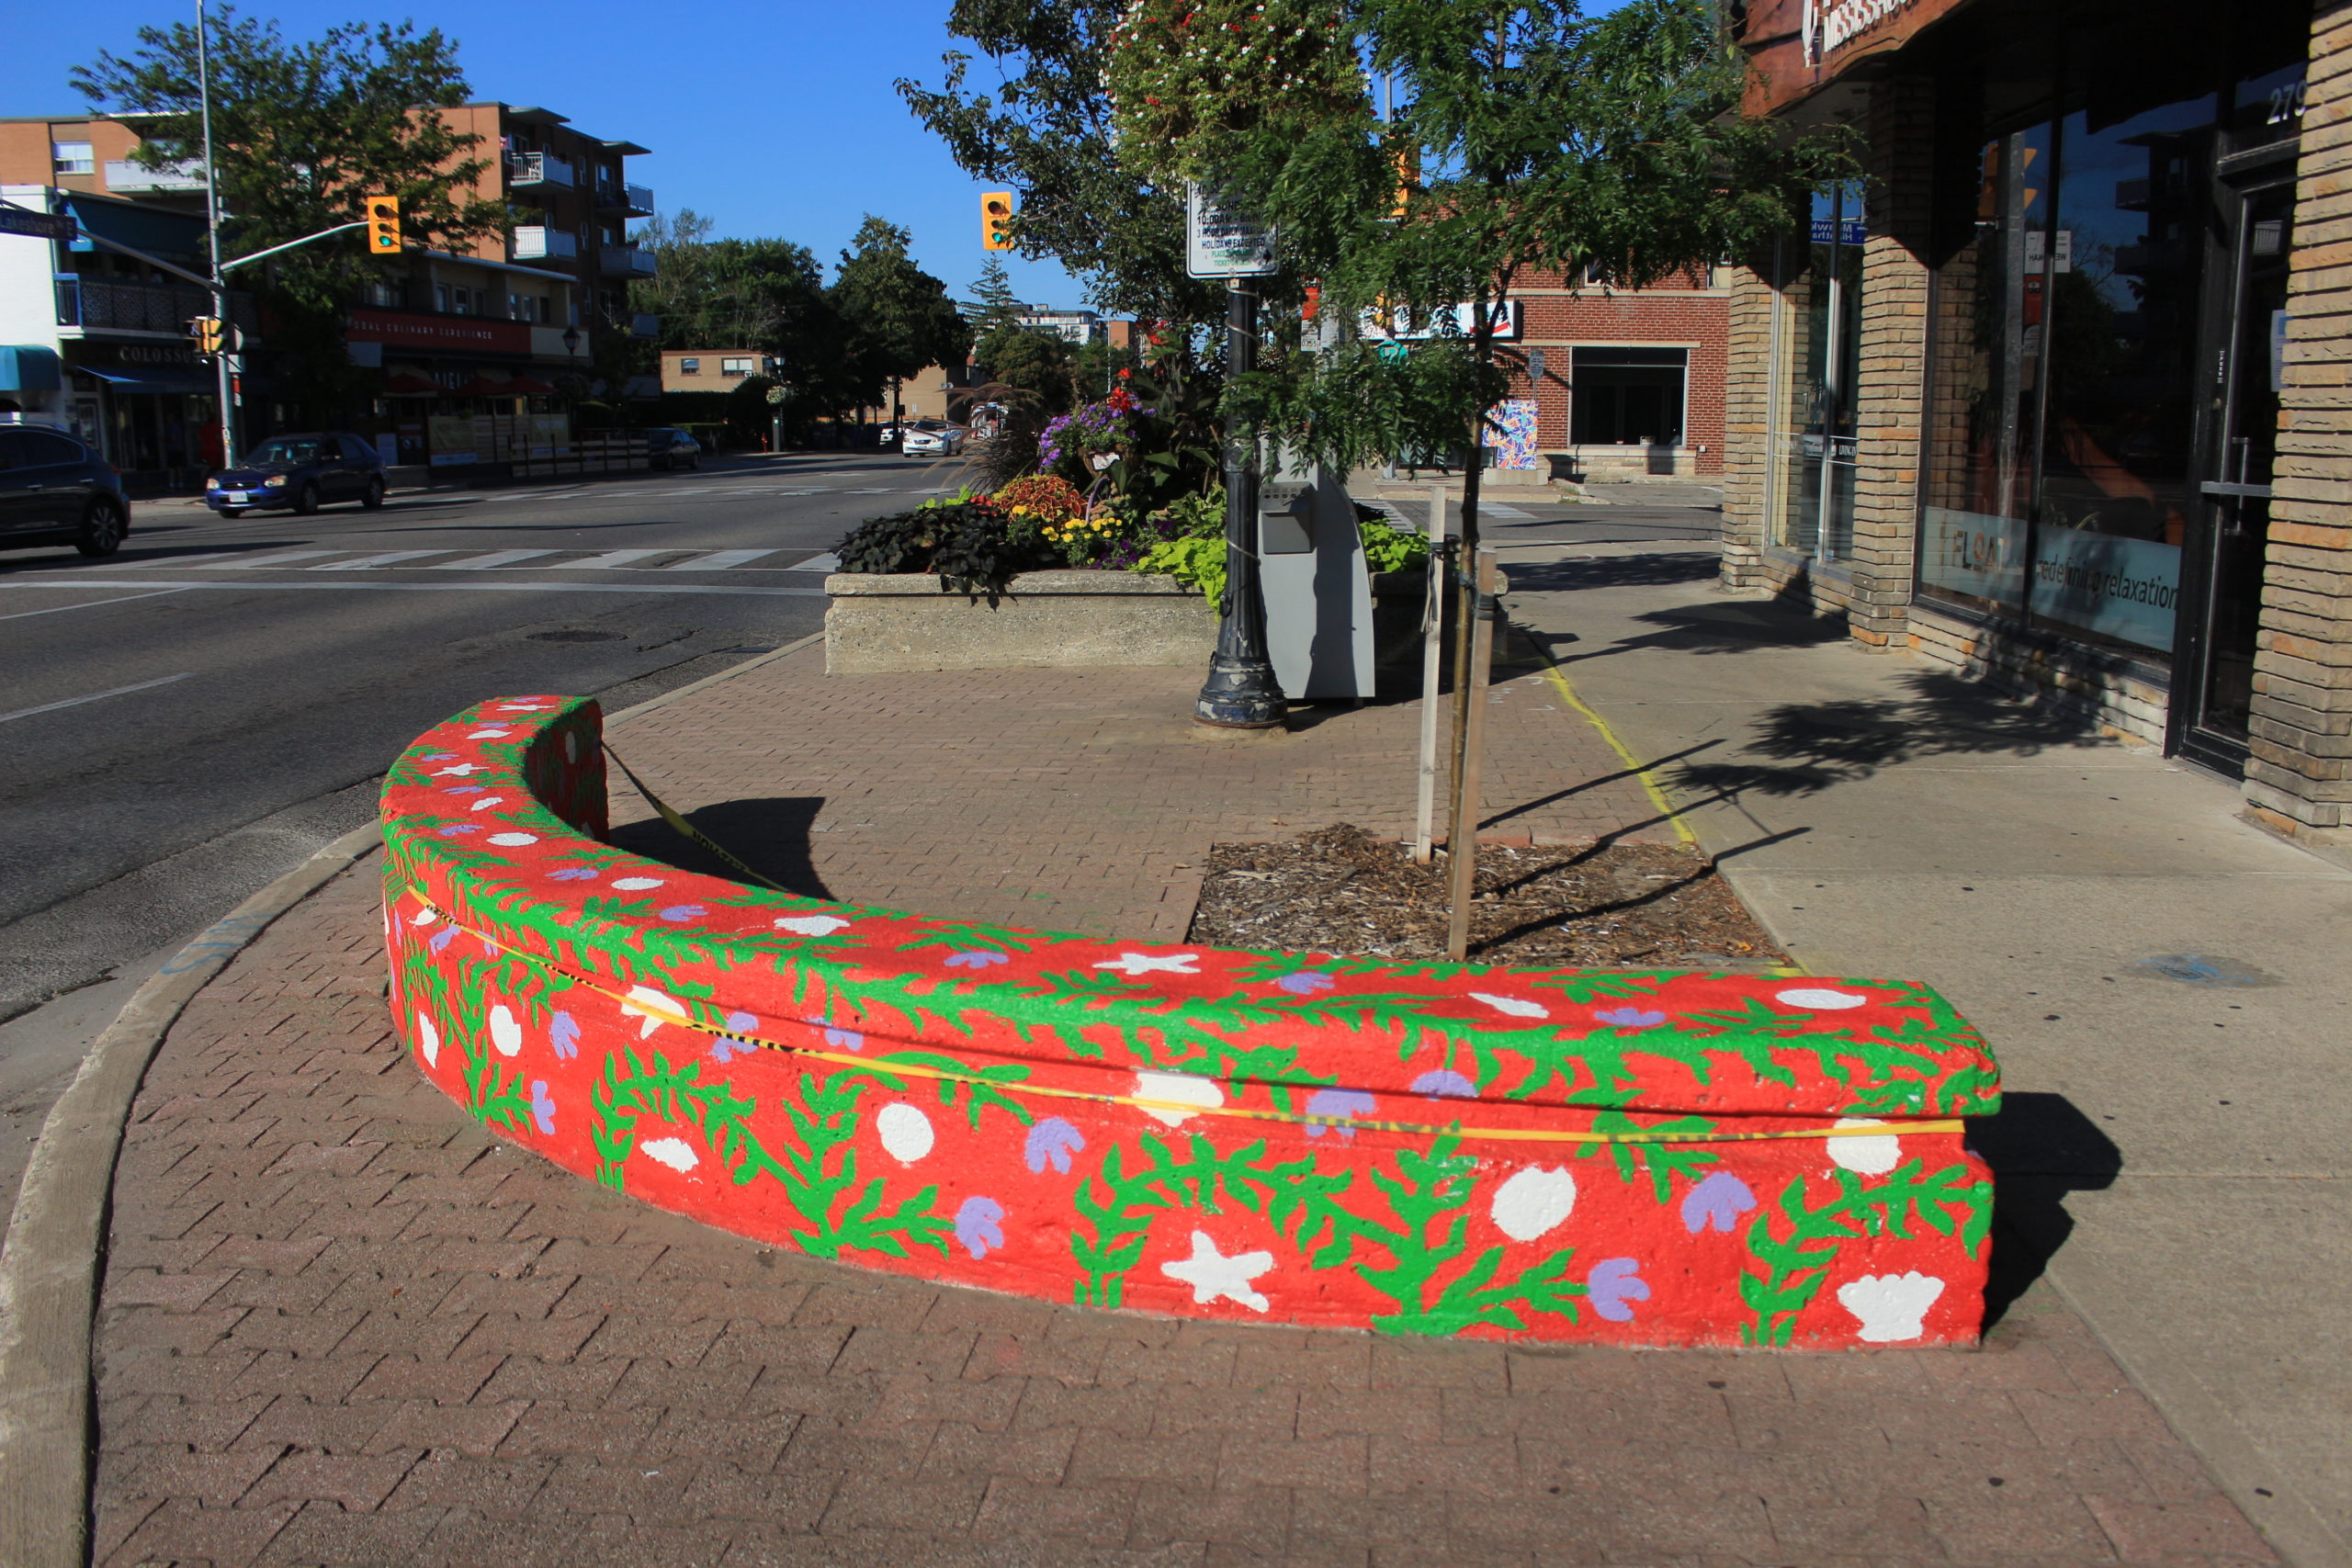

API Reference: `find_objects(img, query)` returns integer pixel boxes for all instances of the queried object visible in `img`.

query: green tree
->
[828,216,971,434]
[973,321,1077,412]
[629,209,852,417]
[72,6,508,422]
[966,256,1027,339]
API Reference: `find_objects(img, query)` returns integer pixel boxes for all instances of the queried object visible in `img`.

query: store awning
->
[504,375,557,396]
[0,346,62,392]
[76,364,215,396]
[382,371,442,396]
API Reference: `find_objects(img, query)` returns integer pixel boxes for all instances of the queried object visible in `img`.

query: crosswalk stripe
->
[1480,502,1534,519]
[784,552,841,573]
[568,548,673,570]
[428,549,560,570]
[309,550,447,571]
[189,549,338,570]
[665,549,775,571]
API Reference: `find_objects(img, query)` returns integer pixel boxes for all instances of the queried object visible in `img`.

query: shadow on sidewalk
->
[608,795,837,900]
[1502,552,1724,593]
[1969,1091,2124,1326]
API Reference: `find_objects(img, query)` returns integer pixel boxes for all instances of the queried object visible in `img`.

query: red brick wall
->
[1493,271,1731,474]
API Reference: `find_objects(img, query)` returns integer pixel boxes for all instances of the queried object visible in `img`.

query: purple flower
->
[427,927,458,953]
[954,1196,1005,1259]
[547,866,599,882]
[549,1010,580,1060]
[1276,970,1335,996]
[1411,1069,1478,1100]
[944,950,1010,970]
[420,751,456,761]
[529,1079,557,1134]
[1024,1117,1086,1174]
[442,784,485,796]
[710,1036,750,1064]
[825,1026,863,1052]
[435,824,481,837]
[1588,1258,1649,1322]
[659,904,707,922]
[1594,1007,1668,1030]
[1303,1088,1378,1140]
[725,1011,759,1033]
[1680,1171,1758,1235]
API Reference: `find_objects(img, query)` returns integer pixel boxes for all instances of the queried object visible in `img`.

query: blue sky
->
[3,0,1090,310]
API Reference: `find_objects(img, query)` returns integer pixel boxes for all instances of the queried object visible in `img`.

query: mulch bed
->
[1187,824,1788,969]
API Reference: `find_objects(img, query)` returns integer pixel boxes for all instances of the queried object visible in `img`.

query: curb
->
[0,821,384,1568]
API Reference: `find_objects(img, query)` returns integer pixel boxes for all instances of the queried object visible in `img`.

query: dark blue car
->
[206,432,386,516]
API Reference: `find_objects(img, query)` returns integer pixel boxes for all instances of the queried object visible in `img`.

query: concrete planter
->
[824,570,1216,674]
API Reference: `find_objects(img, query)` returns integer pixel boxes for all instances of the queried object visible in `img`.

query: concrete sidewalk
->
[72,573,2291,1565]
[1509,547,2352,1568]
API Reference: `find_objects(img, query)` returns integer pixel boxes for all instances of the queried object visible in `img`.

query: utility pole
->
[1193,277,1283,728]
[196,0,235,470]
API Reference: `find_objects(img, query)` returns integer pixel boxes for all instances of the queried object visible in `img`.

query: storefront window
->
[1778,184,1864,558]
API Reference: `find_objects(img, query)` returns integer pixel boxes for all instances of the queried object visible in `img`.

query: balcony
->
[104,158,209,194]
[512,226,581,264]
[506,152,575,190]
[599,245,657,278]
[595,181,656,217]
[54,276,257,335]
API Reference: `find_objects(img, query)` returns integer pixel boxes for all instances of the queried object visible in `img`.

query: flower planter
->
[823,570,1214,675]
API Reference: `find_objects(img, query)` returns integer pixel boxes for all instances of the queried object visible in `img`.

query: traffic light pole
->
[1193,279,1284,729]
[198,0,236,470]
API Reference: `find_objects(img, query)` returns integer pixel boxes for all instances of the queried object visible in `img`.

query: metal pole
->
[1194,278,1284,728]
[197,0,236,470]
[1411,483,1449,863]
[1444,545,1499,962]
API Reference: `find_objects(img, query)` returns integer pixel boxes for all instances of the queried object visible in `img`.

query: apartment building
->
[659,350,779,395]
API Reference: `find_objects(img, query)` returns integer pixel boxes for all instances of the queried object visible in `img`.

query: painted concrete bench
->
[380,695,2000,1348]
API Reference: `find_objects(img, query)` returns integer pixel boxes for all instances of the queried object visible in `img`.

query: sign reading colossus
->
[1803,0,1924,63]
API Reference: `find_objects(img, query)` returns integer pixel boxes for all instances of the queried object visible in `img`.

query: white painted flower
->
[619,984,686,1038]
[1837,1271,1945,1343]
[563,730,580,761]
[639,1136,700,1173]
[1159,1230,1273,1312]
[876,1101,934,1162]
[433,763,483,777]
[415,1012,440,1066]
[1095,951,1202,976]
[411,907,438,926]
[468,728,512,739]
[613,876,665,891]
[1828,1117,1900,1175]
[1469,991,1551,1020]
[775,915,852,936]
[1776,987,1869,1010]
[498,701,551,711]
[488,832,537,848]
[488,1004,523,1058]
[1490,1166,1578,1242]
[1134,1070,1224,1127]
[468,795,507,812]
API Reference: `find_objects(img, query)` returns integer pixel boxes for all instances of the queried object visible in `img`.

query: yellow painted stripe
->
[1518,626,1697,846]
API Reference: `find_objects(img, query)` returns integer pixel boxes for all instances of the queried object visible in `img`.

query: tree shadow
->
[607,795,836,900]
[1965,1091,2123,1326]
[1499,552,1724,593]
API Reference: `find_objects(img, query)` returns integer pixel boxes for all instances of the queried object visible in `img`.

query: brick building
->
[1720,0,2349,836]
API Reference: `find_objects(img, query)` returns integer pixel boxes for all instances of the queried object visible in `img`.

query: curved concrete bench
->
[381,695,2000,1348]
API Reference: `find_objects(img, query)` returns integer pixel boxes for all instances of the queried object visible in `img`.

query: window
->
[52,142,95,175]
[720,356,752,377]
[435,284,450,312]
[453,287,472,316]
[1570,347,1687,446]
[1779,184,1866,558]
[680,356,701,375]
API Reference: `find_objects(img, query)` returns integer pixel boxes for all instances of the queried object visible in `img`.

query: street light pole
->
[1193,277,1284,729]
[196,0,236,471]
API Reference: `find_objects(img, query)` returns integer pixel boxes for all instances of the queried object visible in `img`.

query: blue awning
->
[0,346,62,392]
[77,364,214,396]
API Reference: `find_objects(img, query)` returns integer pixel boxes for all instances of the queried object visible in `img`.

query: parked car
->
[900,421,967,457]
[0,423,130,557]
[206,433,385,516]
[645,427,703,470]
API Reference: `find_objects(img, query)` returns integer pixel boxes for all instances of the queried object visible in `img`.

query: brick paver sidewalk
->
[600,644,1664,942]
[94,868,2271,1566]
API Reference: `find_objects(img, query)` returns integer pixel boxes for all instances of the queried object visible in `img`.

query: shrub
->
[991,474,1086,526]
[833,499,1058,595]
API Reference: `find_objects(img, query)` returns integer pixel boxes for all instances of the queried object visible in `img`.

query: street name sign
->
[0,205,76,243]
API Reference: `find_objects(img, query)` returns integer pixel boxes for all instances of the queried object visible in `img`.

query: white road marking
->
[0,670,195,725]
[428,549,560,570]
[664,549,776,571]
[0,585,197,622]
[189,549,340,570]
[309,549,448,570]
[842,488,896,494]
[1480,502,1534,519]
[784,552,841,572]
[568,548,673,570]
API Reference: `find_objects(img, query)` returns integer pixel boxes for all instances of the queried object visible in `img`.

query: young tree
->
[73,6,508,421]
[828,216,971,437]
[965,256,1027,339]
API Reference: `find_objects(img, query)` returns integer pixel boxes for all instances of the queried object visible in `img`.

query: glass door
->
[2174,172,2294,772]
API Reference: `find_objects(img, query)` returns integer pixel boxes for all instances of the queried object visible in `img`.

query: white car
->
[900,423,967,457]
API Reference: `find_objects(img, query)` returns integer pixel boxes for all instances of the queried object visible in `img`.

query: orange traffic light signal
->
[188,316,225,355]
[981,191,1015,252]
[365,195,401,254]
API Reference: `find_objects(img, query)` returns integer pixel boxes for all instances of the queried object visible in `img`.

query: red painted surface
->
[381,696,1999,1348]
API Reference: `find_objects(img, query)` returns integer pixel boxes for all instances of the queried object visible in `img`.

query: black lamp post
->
[1193,279,1284,728]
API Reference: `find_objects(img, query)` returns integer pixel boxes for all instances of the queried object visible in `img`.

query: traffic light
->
[188,316,224,355]
[981,191,1015,252]
[365,195,401,254]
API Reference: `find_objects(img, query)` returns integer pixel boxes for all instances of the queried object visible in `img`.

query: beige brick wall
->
[1719,257,1778,588]
[2247,0,2352,833]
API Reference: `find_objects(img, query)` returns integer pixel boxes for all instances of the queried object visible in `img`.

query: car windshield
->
[245,438,323,466]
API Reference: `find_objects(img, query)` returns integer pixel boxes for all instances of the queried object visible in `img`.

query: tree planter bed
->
[823,570,1215,674]
[381,694,2000,1348]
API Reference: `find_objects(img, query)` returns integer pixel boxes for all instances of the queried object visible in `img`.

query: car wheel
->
[293,481,321,515]
[361,477,387,510]
[75,497,127,558]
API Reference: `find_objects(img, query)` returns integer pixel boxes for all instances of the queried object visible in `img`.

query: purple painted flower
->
[427,927,458,953]
[825,1027,863,1052]
[725,1011,759,1033]
[1680,1171,1758,1235]
[1024,1117,1086,1174]
[1588,1258,1649,1322]
[435,824,482,837]
[659,904,707,922]
[546,866,599,882]
[420,751,456,761]
[710,1036,749,1064]
[1593,1007,1668,1030]
[1303,1088,1378,1139]
[529,1079,557,1134]
[442,784,485,795]
[1276,970,1336,996]
[954,1196,1005,1259]
[944,950,1010,970]
[549,1010,581,1060]
[1411,1069,1478,1100]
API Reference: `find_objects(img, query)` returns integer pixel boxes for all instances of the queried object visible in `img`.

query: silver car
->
[900,422,967,457]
